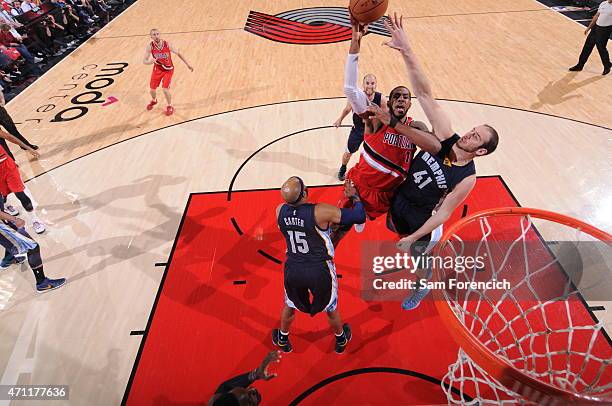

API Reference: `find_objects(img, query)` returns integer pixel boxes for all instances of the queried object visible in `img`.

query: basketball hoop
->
[433,207,612,405]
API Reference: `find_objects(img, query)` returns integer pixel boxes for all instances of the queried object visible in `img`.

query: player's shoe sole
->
[36,278,66,293]
[272,329,293,353]
[335,323,352,354]
[146,100,158,111]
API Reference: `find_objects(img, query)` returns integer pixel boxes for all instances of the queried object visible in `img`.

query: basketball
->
[349,0,389,24]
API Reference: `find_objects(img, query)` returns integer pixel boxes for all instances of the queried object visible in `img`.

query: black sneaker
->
[334,324,352,354]
[337,165,347,181]
[272,329,292,353]
[568,65,583,72]
[603,66,611,76]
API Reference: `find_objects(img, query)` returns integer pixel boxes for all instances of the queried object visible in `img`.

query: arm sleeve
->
[343,54,369,115]
[214,372,254,394]
[339,201,366,225]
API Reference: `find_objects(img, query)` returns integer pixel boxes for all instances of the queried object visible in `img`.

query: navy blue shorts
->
[346,126,365,154]
[284,260,338,316]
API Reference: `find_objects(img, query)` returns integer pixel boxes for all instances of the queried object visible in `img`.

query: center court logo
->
[244,7,390,45]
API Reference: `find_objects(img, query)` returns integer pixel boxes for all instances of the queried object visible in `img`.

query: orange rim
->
[433,207,612,404]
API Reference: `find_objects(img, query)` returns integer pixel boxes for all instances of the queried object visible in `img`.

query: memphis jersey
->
[354,117,416,191]
[277,203,334,264]
[397,134,475,210]
[151,40,173,70]
[352,92,382,130]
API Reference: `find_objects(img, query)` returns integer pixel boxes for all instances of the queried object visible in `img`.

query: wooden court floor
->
[0,0,610,404]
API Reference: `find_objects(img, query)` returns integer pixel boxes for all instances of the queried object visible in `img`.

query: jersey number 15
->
[287,230,309,254]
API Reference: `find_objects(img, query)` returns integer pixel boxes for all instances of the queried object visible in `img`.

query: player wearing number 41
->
[273,176,366,354]
[143,29,194,116]
[369,14,499,310]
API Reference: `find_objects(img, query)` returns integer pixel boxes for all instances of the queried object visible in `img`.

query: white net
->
[436,211,612,405]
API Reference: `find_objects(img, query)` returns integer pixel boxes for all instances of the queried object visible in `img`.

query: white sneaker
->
[33,57,43,63]
[4,205,19,216]
[355,222,366,233]
[33,221,46,234]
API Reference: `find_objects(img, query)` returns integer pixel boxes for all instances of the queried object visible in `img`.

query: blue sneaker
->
[401,287,431,311]
[0,257,15,269]
[36,278,66,293]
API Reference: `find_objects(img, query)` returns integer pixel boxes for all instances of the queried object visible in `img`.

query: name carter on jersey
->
[284,217,304,227]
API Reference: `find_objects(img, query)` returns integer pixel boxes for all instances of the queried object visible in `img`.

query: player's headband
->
[289,177,306,205]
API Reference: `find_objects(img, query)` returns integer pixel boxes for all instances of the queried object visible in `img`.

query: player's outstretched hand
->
[383,12,410,52]
[343,179,358,199]
[397,234,417,252]
[350,14,368,42]
[12,217,25,229]
[367,104,390,125]
[27,148,40,159]
[333,118,342,127]
[255,351,281,381]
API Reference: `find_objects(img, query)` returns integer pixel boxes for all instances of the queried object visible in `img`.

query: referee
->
[569,0,612,75]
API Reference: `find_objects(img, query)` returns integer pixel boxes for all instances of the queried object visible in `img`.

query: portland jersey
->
[0,144,12,163]
[151,40,173,70]
[353,117,416,191]
[278,203,334,265]
[352,92,382,130]
[397,134,475,210]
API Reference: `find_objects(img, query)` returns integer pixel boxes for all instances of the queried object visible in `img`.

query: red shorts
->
[150,66,174,89]
[338,167,394,220]
[0,158,24,197]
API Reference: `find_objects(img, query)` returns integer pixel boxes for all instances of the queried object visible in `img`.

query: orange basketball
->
[349,0,389,24]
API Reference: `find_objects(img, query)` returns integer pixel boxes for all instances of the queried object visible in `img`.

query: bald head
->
[281,177,307,205]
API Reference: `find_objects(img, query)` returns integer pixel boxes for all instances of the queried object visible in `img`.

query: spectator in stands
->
[34,14,67,56]
[20,0,41,13]
[0,24,42,64]
[58,5,85,39]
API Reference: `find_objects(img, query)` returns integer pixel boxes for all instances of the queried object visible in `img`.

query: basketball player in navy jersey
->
[333,73,386,181]
[368,14,499,310]
[273,176,366,354]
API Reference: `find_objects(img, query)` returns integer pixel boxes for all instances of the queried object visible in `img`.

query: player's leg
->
[0,223,65,292]
[147,70,161,110]
[338,127,363,181]
[162,70,174,116]
[273,266,304,353]
[13,187,45,234]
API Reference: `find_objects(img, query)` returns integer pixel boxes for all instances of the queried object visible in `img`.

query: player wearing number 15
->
[272,176,366,354]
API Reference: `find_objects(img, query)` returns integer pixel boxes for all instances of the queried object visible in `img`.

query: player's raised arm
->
[367,103,441,154]
[169,43,194,72]
[143,43,153,65]
[383,13,453,140]
[343,19,382,134]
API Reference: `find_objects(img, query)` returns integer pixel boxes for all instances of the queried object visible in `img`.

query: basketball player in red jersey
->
[333,20,441,246]
[143,29,194,116]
